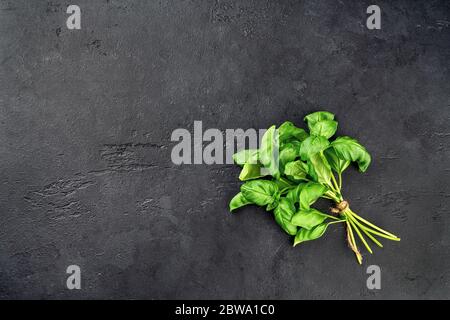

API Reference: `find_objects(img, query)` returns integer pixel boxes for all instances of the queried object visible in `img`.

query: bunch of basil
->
[230,111,399,264]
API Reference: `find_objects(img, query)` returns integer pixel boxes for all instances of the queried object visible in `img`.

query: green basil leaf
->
[284,160,309,181]
[323,147,350,174]
[299,135,330,161]
[241,180,279,207]
[259,125,280,177]
[233,149,259,166]
[310,120,338,139]
[304,111,335,130]
[291,208,328,229]
[293,222,330,246]
[330,136,371,172]
[299,182,328,210]
[279,121,309,142]
[229,192,252,212]
[239,163,266,181]
[274,177,295,194]
[279,142,299,169]
[274,197,298,235]
[286,183,306,204]
[308,153,332,185]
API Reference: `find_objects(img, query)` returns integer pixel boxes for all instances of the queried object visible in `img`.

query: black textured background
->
[1,0,449,299]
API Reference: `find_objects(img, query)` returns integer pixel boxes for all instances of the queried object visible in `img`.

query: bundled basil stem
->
[229,111,400,264]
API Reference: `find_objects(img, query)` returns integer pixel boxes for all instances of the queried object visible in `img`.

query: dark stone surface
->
[0,0,449,299]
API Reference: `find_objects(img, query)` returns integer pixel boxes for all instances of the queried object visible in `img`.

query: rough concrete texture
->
[0,0,449,299]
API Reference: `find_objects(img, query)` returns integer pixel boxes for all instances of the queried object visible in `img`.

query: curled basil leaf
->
[229,192,252,212]
[299,182,328,210]
[279,121,309,142]
[293,222,330,246]
[330,136,371,172]
[239,163,266,181]
[304,111,335,130]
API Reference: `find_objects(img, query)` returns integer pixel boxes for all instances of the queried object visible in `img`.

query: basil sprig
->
[229,111,400,264]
